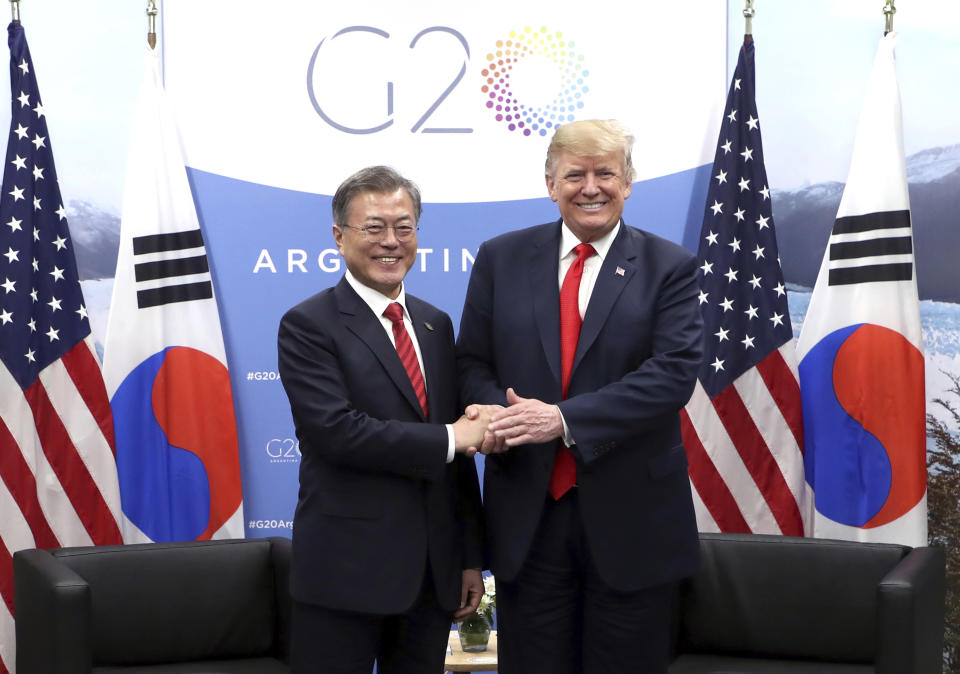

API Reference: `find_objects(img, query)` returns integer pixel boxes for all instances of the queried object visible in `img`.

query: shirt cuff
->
[445,424,456,463]
[557,406,574,446]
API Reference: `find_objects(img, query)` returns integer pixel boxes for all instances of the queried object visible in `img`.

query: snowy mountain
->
[65,200,120,281]
[773,144,960,303]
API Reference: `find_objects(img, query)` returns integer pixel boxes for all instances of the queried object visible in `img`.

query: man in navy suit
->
[278,166,489,673]
[457,120,704,673]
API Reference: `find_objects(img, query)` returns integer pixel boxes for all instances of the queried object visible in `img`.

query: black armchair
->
[14,537,291,673]
[671,533,945,673]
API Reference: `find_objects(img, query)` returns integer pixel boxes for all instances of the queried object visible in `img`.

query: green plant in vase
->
[458,575,495,652]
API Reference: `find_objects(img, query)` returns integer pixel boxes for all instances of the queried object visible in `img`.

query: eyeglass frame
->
[338,222,420,242]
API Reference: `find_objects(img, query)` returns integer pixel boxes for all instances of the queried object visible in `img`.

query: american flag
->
[0,23,123,672]
[680,37,810,536]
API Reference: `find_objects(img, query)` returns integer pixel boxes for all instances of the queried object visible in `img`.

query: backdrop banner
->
[161,0,728,536]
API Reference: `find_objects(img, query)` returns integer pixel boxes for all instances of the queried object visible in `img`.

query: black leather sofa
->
[670,533,946,673]
[13,533,945,673]
[14,537,291,673]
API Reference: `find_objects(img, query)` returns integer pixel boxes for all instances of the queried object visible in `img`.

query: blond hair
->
[545,119,635,183]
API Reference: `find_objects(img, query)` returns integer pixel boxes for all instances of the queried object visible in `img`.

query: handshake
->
[451,388,565,457]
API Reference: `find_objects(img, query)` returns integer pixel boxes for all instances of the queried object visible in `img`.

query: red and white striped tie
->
[383,302,429,418]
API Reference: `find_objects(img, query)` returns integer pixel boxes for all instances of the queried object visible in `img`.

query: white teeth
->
[378,257,398,262]
[579,203,605,210]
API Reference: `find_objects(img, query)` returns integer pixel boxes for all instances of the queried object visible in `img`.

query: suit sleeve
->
[559,253,704,464]
[278,304,449,481]
[456,242,509,408]
[453,446,486,569]
[428,313,485,569]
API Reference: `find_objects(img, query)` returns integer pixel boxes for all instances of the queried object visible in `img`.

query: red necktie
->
[549,243,596,500]
[383,302,429,418]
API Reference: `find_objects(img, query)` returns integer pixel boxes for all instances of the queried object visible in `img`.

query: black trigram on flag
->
[827,209,913,286]
[132,228,214,308]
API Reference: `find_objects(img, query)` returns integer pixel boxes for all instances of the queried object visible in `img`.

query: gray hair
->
[331,166,422,226]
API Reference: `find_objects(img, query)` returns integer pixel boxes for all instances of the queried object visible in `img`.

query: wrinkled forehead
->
[552,150,626,174]
[346,188,415,221]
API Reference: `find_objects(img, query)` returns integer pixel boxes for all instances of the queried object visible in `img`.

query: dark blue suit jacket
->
[457,220,703,591]
[278,277,484,615]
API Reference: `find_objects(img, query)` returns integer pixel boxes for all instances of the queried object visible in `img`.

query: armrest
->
[269,537,293,663]
[876,546,945,674]
[13,548,93,674]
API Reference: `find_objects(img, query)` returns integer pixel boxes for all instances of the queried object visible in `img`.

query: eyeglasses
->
[341,223,419,242]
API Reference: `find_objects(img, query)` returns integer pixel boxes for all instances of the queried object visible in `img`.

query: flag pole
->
[9,0,20,25]
[883,0,896,35]
[147,0,158,49]
[743,0,755,43]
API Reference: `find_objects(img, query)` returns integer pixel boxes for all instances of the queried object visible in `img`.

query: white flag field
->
[101,48,244,545]
[797,32,926,547]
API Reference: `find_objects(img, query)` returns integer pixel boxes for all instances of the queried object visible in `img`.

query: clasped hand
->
[462,387,563,455]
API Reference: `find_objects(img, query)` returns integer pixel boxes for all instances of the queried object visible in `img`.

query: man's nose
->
[582,173,600,194]
[380,226,400,245]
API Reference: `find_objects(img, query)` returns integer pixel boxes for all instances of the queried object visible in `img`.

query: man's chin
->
[371,275,405,295]
[566,218,618,241]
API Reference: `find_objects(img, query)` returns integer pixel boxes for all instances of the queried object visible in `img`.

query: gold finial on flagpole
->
[883,0,896,35]
[10,0,20,25]
[147,0,158,49]
[743,0,755,42]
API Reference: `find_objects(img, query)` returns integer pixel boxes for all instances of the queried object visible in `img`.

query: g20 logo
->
[481,26,590,137]
[266,438,301,461]
[306,25,589,137]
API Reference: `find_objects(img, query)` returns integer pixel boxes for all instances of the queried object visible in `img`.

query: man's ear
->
[332,225,344,251]
[545,174,558,202]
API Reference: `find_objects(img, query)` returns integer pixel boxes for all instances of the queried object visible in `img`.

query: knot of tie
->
[383,302,404,323]
[573,242,596,263]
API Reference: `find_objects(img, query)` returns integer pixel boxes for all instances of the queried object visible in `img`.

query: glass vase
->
[457,612,491,652]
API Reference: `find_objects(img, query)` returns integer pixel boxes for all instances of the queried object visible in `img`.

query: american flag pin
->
[615,267,625,277]
[424,321,434,331]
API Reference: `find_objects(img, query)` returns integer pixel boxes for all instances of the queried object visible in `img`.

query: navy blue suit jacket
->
[278,277,484,615]
[457,220,703,591]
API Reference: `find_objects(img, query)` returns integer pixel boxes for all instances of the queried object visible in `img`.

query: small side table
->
[445,629,498,672]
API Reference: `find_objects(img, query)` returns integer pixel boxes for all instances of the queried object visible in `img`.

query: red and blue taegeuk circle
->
[799,323,925,529]
[111,346,242,541]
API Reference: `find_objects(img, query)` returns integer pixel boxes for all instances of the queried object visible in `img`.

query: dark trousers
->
[290,568,451,674]
[496,490,678,674]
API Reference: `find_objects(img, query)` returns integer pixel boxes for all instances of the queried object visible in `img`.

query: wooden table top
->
[445,629,498,672]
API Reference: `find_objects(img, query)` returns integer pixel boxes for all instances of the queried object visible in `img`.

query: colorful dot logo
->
[481,26,589,137]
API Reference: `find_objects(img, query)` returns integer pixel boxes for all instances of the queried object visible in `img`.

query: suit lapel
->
[408,298,441,422]
[574,225,637,373]
[529,223,563,392]
[335,279,426,420]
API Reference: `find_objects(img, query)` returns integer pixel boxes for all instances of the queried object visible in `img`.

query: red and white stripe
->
[0,337,123,674]
[683,343,812,536]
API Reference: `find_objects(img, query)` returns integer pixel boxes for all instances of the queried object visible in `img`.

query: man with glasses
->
[278,166,489,673]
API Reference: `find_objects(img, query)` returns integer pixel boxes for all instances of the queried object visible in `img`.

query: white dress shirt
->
[344,271,456,462]
[557,221,621,314]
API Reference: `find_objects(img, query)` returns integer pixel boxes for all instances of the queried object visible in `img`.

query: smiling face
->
[545,150,632,243]
[333,187,417,299]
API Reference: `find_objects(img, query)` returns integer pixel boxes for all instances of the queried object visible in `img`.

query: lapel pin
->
[615,266,625,277]
[424,321,434,331]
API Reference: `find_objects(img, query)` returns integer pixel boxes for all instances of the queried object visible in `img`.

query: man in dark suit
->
[457,120,704,673]
[278,166,489,673]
